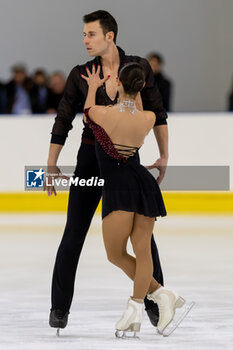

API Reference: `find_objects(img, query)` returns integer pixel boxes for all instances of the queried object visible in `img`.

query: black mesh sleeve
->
[50,66,84,144]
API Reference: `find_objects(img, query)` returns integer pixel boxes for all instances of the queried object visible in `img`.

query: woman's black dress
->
[84,108,167,220]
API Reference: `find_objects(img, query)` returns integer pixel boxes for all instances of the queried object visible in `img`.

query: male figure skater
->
[46,10,168,331]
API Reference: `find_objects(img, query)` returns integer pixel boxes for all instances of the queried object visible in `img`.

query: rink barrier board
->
[0,192,233,214]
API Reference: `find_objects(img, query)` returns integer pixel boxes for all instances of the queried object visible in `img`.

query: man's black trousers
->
[51,143,164,311]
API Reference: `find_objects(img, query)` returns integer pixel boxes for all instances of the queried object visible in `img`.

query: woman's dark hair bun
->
[131,77,144,92]
[119,63,145,96]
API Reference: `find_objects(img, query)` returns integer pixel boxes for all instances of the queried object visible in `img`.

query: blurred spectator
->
[228,78,233,111]
[5,64,33,114]
[147,53,172,111]
[46,71,66,114]
[29,69,49,114]
[0,81,6,114]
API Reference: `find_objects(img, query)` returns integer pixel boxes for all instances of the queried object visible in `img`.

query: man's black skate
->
[145,303,159,327]
[49,309,69,331]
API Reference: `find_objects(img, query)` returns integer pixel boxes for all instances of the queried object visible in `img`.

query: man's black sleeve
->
[50,66,84,145]
[140,58,168,126]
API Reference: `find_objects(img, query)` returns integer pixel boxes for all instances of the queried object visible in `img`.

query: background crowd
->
[0,65,66,115]
[0,52,232,115]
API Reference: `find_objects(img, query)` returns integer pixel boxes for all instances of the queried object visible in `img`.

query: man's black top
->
[51,47,168,145]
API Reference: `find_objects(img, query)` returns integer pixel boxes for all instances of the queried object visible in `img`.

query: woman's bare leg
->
[130,213,160,299]
[102,211,160,300]
[102,211,135,278]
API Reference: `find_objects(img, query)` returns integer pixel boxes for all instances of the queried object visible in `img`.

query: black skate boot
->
[49,309,69,336]
[144,298,159,327]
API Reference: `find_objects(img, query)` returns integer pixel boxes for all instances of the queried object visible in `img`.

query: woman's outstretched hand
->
[81,64,110,89]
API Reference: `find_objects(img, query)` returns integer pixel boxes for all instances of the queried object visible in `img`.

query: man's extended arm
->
[45,144,64,196]
[45,67,83,196]
[50,66,84,145]
[140,58,169,183]
[147,125,168,185]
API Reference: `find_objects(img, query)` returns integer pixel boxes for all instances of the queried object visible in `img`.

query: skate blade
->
[115,330,140,340]
[162,301,195,337]
[56,328,60,337]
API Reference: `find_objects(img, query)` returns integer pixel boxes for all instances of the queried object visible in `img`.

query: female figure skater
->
[81,63,185,337]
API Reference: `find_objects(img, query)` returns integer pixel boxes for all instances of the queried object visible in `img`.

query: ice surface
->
[0,214,233,350]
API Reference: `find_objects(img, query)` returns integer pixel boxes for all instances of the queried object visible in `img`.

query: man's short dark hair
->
[83,10,118,43]
[147,53,164,65]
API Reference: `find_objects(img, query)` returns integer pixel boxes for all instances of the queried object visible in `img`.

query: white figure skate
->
[147,287,194,336]
[115,298,144,339]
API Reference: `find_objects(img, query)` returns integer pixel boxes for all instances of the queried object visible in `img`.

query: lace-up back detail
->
[113,143,139,157]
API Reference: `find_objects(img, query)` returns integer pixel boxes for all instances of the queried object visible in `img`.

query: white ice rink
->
[0,214,233,350]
